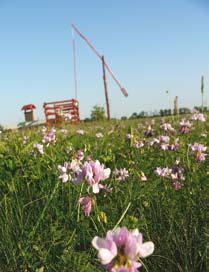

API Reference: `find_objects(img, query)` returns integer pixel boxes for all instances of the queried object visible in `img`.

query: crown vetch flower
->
[77,149,84,161]
[191,111,206,122]
[58,162,71,182]
[76,129,85,135]
[190,142,207,161]
[82,160,111,193]
[33,143,44,154]
[78,196,92,217]
[160,123,175,133]
[179,119,192,134]
[42,128,56,144]
[126,134,134,139]
[92,227,154,271]
[96,132,104,138]
[155,167,171,177]
[114,168,129,181]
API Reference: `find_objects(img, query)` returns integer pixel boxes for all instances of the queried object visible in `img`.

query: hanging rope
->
[72,27,77,99]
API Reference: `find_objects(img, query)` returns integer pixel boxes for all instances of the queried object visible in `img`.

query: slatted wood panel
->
[43,99,79,126]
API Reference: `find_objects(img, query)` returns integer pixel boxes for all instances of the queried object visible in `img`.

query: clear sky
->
[0,0,209,125]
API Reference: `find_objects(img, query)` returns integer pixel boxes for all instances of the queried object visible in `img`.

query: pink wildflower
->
[33,143,44,155]
[77,149,84,161]
[191,111,206,122]
[159,135,170,143]
[76,129,85,135]
[82,160,111,193]
[172,182,184,190]
[155,167,171,177]
[160,123,175,132]
[96,132,104,138]
[179,119,192,134]
[60,128,68,134]
[140,171,147,181]
[66,145,72,154]
[42,128,56,144]
[144,125,156,137]
[190,142,207,161]
[63,112,72,120]
[69,159,82,172]
[126,134,134,139]
[148,138,160,146]
[114,168,129,181]
[58,162,71,182]
[133,140,145,149]
[79,196,92,216]
[92,227,154,271]
[22,135,27,144]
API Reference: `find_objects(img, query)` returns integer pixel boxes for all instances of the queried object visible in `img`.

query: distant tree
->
[83,117,91,122]
[121,116,127,120]
[90,105,106,121]
[179,107,191,114]
[152,110,159,117]
[160,109,165,116]
[0,124,4,132]
[129,112,138,119]
[138,111,146,118]
[194,106,207,113]
[160,109,172,116]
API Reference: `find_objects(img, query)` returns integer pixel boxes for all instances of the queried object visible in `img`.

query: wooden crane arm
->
[71,23,128,97]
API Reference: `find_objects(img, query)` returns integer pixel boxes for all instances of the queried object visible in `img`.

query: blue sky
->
[0,0,209,125]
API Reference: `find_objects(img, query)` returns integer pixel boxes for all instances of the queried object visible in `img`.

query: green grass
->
[0,116,208,271]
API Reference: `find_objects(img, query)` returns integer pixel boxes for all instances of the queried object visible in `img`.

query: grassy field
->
[0,113,208,271]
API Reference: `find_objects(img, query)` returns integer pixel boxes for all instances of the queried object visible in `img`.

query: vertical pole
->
[201,75,204,113]
[72,35,78,99]
[102,56,110,120]
[166,90,171,114]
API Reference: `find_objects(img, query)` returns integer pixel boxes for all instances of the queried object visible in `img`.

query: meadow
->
[0,112,208,272]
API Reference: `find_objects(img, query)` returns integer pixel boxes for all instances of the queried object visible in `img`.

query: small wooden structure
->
[43,99,79,126]
[21,104,36,122]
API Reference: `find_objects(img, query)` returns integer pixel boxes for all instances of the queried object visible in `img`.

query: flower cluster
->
[178,119,192,134]
[190,142,207,161]
[58,157,111,216]
[22,135,27,144]
[191,110,206,122]
[126,133,134,139]
[76,129,85,135]
[63,112,72,120]
[155,158,185,189]
[92,227,154,271]
[143,125,156,137]
[160,122,175,133]
[133,139,145,149]
[155,167,171,178]
[96,132,104,138]
[33,143,44,155]
[58,159,82,183]
[56,108,72,120]
[138,171,147,181]
[78,196,92,217]
[158,136,179,151]
[42,127,56,144]
[113,168,129,181]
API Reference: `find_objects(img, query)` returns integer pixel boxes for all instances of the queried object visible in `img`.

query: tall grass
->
[0,117,208,271]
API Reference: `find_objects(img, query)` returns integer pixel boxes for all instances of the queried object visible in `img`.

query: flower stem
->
[113,202,131,231]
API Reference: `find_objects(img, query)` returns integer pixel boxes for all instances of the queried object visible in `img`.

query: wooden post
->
[102,56,110,120]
